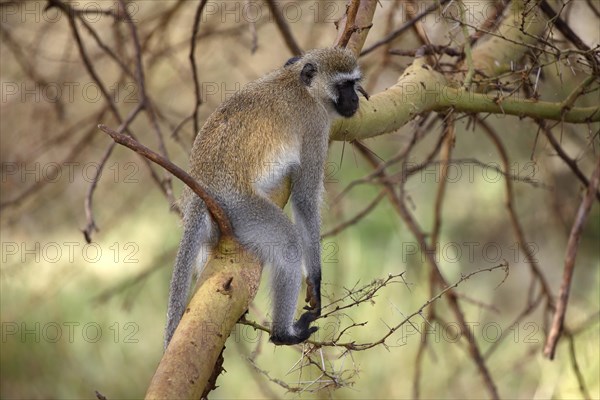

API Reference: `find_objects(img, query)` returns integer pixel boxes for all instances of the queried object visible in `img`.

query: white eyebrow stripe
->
[336,69,362,82]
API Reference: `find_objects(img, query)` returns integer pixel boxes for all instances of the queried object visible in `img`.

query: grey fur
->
[164,48,362,348]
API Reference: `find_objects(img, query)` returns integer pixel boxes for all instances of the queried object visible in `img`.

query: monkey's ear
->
[300,63,317,85]
[284,56,301,67]
[300,63,317,86]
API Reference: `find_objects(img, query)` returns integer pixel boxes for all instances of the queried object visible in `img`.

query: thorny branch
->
[361,0,451,56]
[353,139,500,399]
[240,264,508,391]
[539,0,600,73]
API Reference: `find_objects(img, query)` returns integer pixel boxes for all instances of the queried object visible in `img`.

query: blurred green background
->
[1,1,599,399]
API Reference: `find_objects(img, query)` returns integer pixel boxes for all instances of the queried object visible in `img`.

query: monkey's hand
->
[270,312,318,345]
[304,277,321,316]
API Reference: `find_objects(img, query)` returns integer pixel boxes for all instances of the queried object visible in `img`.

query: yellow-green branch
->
[331,0,600,141]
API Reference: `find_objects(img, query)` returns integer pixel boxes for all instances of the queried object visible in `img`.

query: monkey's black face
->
[334,80,360,118]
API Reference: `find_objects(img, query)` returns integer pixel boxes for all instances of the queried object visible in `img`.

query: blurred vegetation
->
[1,0,599,399]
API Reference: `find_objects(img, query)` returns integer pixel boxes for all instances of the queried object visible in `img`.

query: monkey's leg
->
[294,202,322,315]
[291,168,323,316]
[226,195,318,345]
[164,197,213,349]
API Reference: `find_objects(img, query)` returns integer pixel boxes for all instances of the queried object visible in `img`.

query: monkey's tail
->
[164,196,214,349]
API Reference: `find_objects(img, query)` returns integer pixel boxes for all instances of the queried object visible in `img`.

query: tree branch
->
[97,124,232,236]
[335,0,377,55]
[361,0,450,57]
[145,237,261,398]
[264,0,302,55]
[539,0,599,73]
[330,58,599,141]
[353,140,500,399]
[189,0,209,136]
[544,155,600,359]
[539,121,600,202]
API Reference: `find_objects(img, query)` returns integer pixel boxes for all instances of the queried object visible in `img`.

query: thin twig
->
[189,0,209,136]
[539,0,599,73]
[478,118,556,308]
[361,0,451,56]
[431,112,454,246]
[323,263,509,351]
[561,75,598,112]
[389,45,463,58]
[98,124,233,236]
[354,140,500,400]
[457,0,475,88]
[73,13,136,79]
[118,0,176,206]
[539,121,600,202]
[264,0,302,55]
[321,190,385,238]
[566,334,592,400]
[544,155,600,359]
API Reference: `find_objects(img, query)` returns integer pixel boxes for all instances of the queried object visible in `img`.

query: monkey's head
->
[285,47,367,118]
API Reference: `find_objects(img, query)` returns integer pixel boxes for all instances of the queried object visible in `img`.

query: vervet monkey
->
[165,47,366,347]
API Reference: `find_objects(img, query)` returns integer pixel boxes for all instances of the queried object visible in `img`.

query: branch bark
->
[335,0,377,55]
[330,61,598,141]
[146,237,261,399]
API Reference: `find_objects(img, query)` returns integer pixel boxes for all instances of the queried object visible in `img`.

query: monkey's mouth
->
[335,102,359,118]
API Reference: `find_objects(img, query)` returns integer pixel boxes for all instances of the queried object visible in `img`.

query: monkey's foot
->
[270,312,318,345]
[304,278,322,316]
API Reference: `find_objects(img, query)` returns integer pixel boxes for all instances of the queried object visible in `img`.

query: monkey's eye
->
[336,80,355,90]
